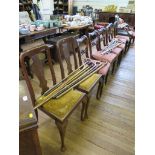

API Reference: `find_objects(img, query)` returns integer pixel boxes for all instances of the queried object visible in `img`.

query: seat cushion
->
[118,43,125,49]
[112,47,122,55]
[92,50,117,63]
[116,35,130,41]
[116,38,127,44]
[94,25,104,30]
[78,73,101,92]
[98,62,110,75]
[36,89,85,121]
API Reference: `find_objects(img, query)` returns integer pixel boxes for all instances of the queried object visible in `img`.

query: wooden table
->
[19,80,42,155]
[19,27,57,43]
[63,24,92,36]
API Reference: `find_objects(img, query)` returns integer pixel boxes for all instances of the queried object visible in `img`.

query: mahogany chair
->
[20,45,86,151]
[55,36,106,118]
[113,21,135,52]
[88,30,118,74]
[76,35,111,117]
[105,23,126,63]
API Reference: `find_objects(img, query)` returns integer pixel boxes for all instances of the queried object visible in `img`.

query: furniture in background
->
[53,0,73,15]
[19,27,57,43]
[19,27,57,78]
[63,24,92,36]
[19,80,42,155]
[19,0,34,21]
[98,12,135,27]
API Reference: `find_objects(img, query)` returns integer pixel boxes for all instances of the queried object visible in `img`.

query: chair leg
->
[35,109,38,121]
[105,70,109,85]
[55,119,68,152]
[96,77,104,99]
[81,101,86,121]
[127,38,131,50]
[84,96,90,119]
[117,51,123,66]
[112,60,116,74]
[99,77,104,98]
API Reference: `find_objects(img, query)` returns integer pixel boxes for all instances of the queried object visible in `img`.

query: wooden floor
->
[37,46,135,155]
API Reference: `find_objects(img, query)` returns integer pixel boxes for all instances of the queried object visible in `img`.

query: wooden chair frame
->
[88,30,117,74]
[56,36,103,119]
[20,44,86,151]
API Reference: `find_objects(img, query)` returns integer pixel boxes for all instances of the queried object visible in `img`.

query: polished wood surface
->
[63,24,92,36]
[19,80,42,155]
[19,80,37,132]
[19,27,57,42]
[36,45,135,154]
[98,12,135,26]
[63,24,92,31]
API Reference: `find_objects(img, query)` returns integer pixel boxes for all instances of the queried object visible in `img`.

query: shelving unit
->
[19,0,34,21]
[53,0,73,15]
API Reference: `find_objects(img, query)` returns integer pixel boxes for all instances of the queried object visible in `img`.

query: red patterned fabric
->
[98,62,110,75]
[116,35,130,41]
[117,43,125,49]
[94,25,104,30]
[112,47,122,55]
[92,50,117,63]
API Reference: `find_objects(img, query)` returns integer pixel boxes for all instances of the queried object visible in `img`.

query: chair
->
[55,36,105,118]
[114,21,135,51]
[76,35,111,117]
[20,44,86,151]
[105,23,126,63]
[88,30,118,74]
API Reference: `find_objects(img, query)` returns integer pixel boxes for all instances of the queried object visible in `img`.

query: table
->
[19,27,57,43]
[63,24,92,36]
[19,80,42,155]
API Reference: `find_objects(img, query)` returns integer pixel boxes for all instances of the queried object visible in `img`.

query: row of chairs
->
[20,23,131,151]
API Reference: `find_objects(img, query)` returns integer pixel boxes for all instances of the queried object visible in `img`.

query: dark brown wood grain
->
[98,12,135,26]
[19,80,42,155]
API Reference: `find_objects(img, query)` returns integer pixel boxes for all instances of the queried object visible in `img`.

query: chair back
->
[20,45,56,106]
[88,30,101,57]
[56,37,80,79]
[113,21,118,37]
[97,27,107,46]
[76,35,90,65]
[106,23,114,42]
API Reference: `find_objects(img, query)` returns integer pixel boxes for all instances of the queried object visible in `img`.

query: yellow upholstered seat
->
[36,89,85,121]
[78,73,102,92]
